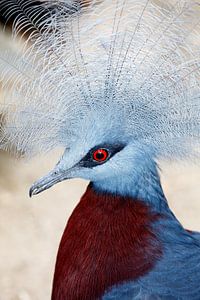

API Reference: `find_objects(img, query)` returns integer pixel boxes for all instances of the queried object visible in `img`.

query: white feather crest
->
[0,0,200,160]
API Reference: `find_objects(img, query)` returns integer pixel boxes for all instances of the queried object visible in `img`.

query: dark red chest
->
[52,184,162,300]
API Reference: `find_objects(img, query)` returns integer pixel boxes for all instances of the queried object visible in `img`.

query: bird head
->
[29,107,154,197]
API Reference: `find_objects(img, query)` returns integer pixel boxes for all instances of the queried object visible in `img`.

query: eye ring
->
[92,148,109,162]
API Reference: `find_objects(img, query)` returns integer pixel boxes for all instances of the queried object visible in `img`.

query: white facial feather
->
[0,0,200,162]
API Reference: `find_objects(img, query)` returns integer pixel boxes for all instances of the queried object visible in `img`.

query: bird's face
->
[29,115,148,196]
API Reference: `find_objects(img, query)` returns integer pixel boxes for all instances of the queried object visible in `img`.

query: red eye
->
[92,148,109,162]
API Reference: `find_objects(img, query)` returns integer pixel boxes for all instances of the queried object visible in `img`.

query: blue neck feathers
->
[93,158,167,212]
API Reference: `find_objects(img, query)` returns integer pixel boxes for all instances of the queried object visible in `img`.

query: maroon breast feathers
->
[52,184,162,300]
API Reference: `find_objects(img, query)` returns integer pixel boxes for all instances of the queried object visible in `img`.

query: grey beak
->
[29,169,71,197]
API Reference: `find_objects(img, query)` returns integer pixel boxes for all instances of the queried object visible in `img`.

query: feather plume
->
[0,0,200,160]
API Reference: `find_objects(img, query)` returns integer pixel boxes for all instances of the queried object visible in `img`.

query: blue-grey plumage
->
[103,202,200,299]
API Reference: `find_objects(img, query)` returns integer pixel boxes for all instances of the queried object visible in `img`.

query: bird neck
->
[93,158,166,212]
[52,183,163,300]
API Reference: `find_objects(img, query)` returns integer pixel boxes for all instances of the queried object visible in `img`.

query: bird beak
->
[29,168,70,197]
[29,152,77,198]
[29,148,82,197]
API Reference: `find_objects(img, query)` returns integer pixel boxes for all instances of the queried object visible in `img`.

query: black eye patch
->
[78,143,125,168]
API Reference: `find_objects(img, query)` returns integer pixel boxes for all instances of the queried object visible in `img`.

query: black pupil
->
[95,151,105,160]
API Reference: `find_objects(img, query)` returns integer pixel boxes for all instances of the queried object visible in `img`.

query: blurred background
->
[0,1,200,299]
